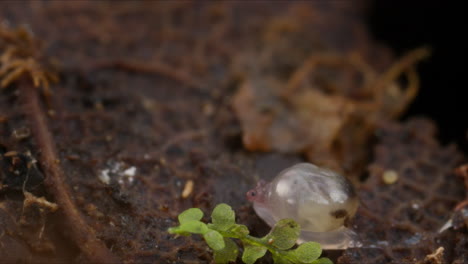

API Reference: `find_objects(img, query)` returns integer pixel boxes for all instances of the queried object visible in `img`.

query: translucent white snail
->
[246,163,363,249]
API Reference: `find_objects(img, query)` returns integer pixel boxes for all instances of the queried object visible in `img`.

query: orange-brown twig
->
[19,78,120,263]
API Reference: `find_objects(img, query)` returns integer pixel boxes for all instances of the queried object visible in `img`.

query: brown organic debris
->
[11,126,31,140]
[234,46,430,178]
[181,179,194,199]
[22,191,58,214]
[87,59,202,89]
[416,247,444,264]
[19,191,58,254]
[0,25,57,94]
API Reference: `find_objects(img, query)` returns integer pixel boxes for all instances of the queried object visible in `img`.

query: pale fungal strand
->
[246,163,360,249]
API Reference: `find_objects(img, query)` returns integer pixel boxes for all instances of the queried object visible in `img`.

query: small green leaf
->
[242,244,267,264]
[167,227,178,234]
[169,205,330,264]
[272,254,294,264]
[178,208,203,224]
[179,221,208,234]
[211,203,236,231]
[167,227,191,236]
[213,238,238,264]
[204,230,225,251]
[230,224,250,237]
[311,258,333,264]
[293,242,322,262]
[264,219,300,250]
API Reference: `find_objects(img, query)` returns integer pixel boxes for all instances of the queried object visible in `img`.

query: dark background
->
[368,1,467,152]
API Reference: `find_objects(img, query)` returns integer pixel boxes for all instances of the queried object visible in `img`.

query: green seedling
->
[168,203,333,264]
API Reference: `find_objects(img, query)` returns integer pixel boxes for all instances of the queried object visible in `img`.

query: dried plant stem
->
[89,59,201,89]
[19,78,120,264]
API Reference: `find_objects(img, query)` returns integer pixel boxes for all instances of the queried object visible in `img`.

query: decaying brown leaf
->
[232,4,430,179]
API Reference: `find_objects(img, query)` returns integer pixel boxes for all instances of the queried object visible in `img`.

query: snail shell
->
[246,163,360,249]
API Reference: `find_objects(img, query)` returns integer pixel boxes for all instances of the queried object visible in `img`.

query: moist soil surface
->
[0,2,466,264]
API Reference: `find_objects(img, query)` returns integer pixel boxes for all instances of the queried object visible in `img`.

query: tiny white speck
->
[122,166,136,184]
[438,219,452,233]
[412,203,420,210]
[99,169,111,185]
[98,161,137,186]
[123,167,136,176]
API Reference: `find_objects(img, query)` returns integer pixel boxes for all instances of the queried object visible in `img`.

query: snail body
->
[246,163,360,249]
